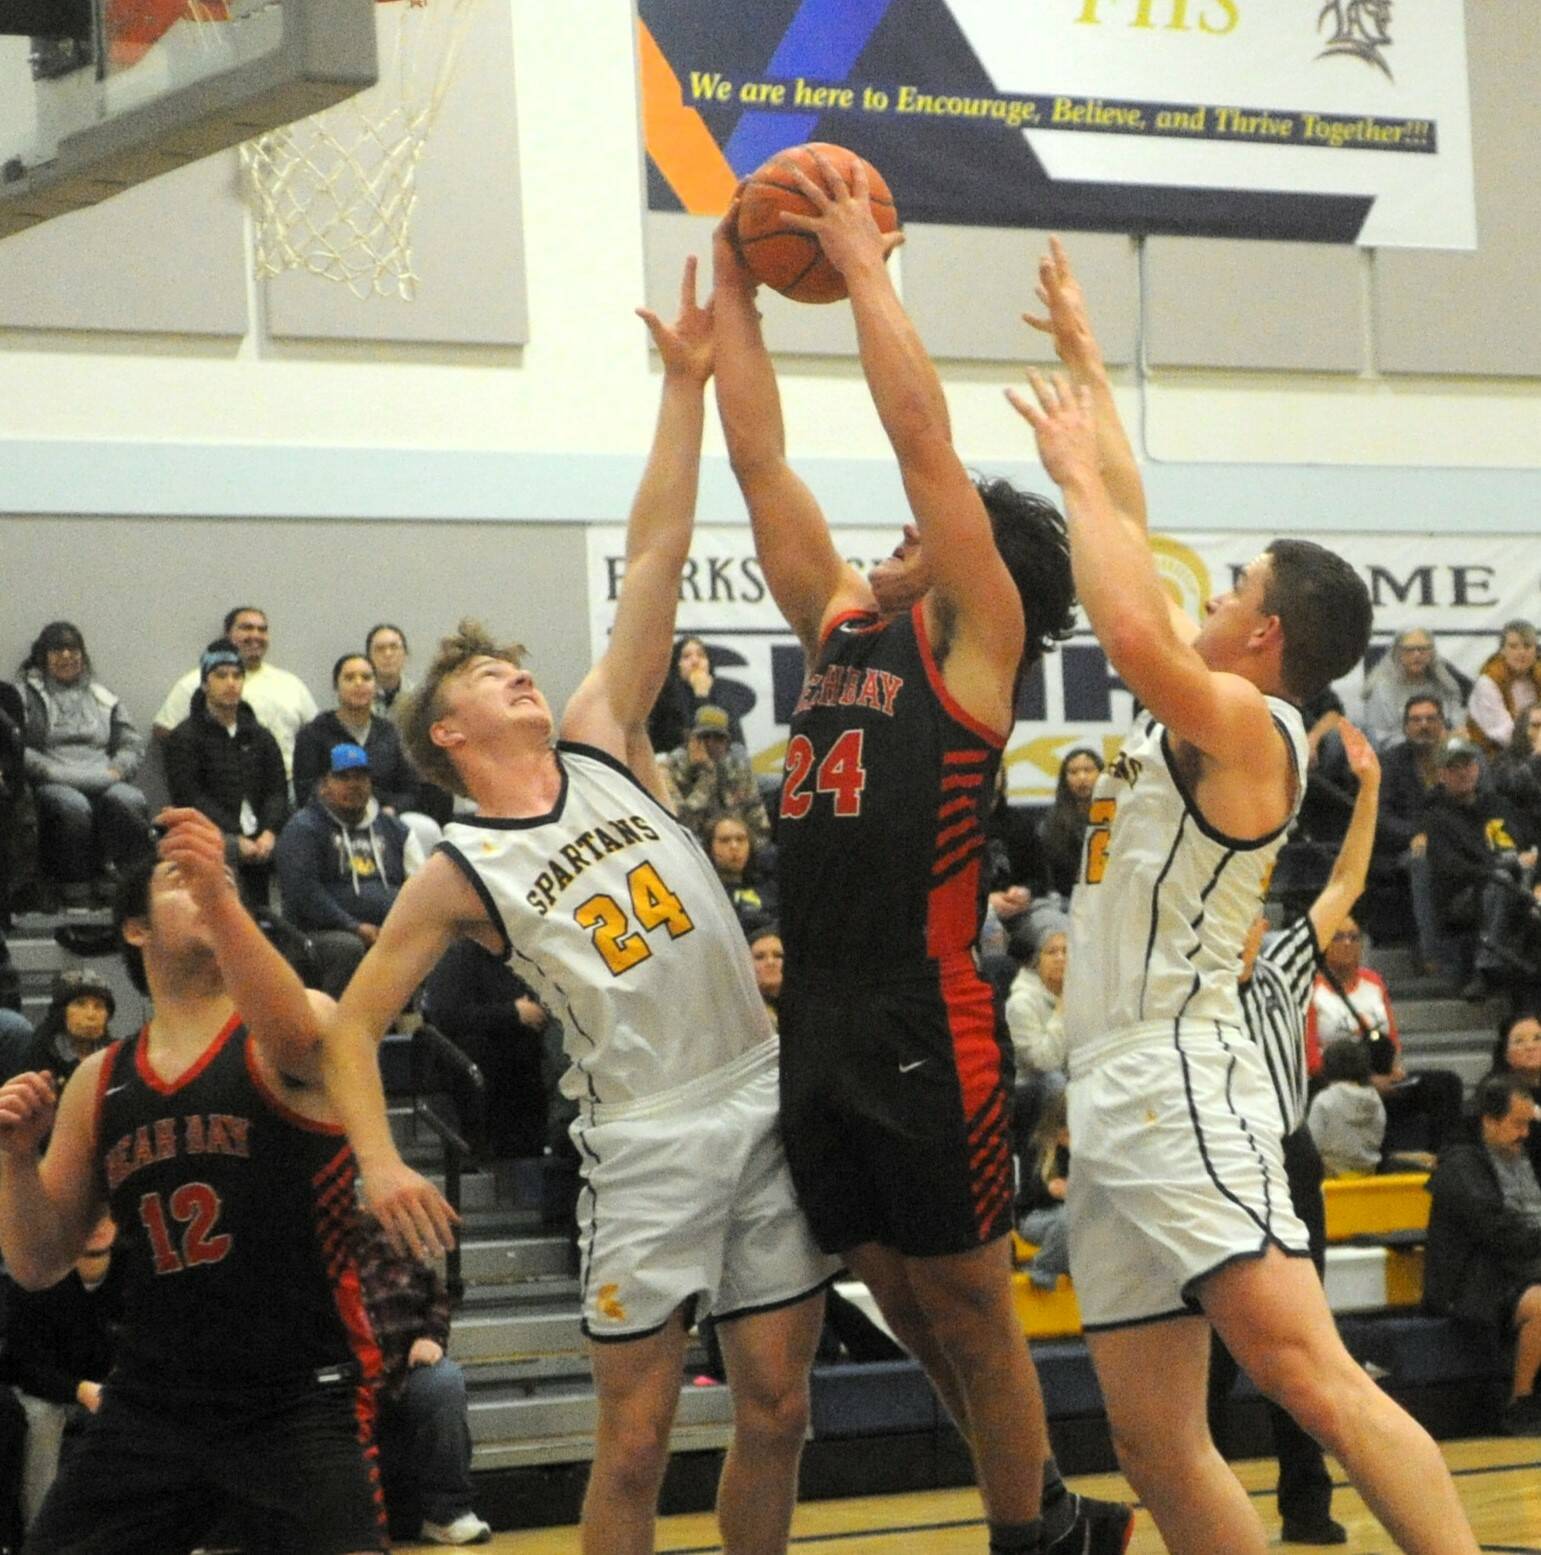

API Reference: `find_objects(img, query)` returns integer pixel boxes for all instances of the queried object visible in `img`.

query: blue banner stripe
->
[723,0,897,174]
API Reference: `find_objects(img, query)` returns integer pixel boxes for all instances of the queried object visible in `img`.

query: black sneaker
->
[1046,1492,1134,1554]
[1281,1515,1348,1545]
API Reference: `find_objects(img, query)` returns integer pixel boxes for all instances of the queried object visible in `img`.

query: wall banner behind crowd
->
[636,0,1475,249]
[589,526,1537,803]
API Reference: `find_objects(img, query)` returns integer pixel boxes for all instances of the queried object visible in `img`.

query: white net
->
[240,0,480,301]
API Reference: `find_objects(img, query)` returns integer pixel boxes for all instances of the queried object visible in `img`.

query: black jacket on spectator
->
[0,1260,124,1405]
[1495,754,1541,849]
[989,800,1049,897]
[1424,785,1530,926]
[164,697,288,842]
[1377,742,1439,854]
[1424,1141,1541,1331]
[292,711,418,814]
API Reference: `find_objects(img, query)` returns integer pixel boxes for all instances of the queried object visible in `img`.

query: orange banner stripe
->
[636,19,740,216]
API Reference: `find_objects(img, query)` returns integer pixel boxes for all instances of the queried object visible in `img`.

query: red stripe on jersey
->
[313,1142,355,1189]
[937,795,974,820]
[936,956,1001,1156]
[817,608,881,651]
[943,749,989,765]
[134,1011,242,1095]
[940,772,984,791]
[926,845,982,958]
[911,602,1008,748]
[935,815,978,850]
[932,834,986,877]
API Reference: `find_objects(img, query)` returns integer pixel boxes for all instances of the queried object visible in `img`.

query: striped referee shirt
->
[1241,915,1320,1136]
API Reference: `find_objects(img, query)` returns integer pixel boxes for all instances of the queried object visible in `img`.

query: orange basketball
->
[735,143,899,305]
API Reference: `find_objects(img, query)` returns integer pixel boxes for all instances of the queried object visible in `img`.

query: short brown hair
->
[396,619,526,797]
[1262,540,1372,704]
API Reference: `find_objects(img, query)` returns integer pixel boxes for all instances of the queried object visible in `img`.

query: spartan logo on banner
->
[636,0,1473,248]
[590,526,1538,805]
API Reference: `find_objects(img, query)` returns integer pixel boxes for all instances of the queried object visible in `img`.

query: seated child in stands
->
[1308,1038,1386,1177]
[1017,1089,1070,1290]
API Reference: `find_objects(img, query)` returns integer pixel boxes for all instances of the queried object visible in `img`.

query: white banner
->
[589,526,1539,803]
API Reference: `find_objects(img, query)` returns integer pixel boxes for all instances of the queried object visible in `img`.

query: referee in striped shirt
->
[1208,720,1382,1546]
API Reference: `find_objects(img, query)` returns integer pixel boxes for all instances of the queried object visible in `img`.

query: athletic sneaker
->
[421,1512,493,1545]
[1046,1492,1135,1554]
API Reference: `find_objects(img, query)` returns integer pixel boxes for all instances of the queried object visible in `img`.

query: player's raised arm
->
[563,258,714,792]
[781,154,1024,686]
[712,202,870,656]
[1012,370,1275,765]
[0,1048,108,1288]
[1307,720,1382,948]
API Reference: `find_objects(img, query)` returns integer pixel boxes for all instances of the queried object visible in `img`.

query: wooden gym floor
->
[399,1436,1541,1551]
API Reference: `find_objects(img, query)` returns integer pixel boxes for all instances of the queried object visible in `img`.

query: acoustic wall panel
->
[0,153,248,337]
[902,226,1137,366]
[1145,237,1365,374]
[264,0,528,347]
[1373,0,1541,378]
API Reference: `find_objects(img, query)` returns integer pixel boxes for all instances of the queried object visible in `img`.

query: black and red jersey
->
[92,1015,380,1396]
[776,602,1004,978]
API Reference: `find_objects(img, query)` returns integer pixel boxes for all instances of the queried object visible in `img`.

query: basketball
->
[735,143,899,305]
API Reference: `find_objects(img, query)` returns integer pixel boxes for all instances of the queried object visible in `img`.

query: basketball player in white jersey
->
[203,263,836,1555]
[1008,241,1479,1554]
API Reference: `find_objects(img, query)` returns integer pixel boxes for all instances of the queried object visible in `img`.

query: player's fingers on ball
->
[806,146,840,196]
[779,209,819,233]
[882,231,905,256]
[850,156,869,200]
[786,161,827,206]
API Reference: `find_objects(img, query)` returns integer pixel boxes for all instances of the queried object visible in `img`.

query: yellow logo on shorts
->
[596,1283,628,1323]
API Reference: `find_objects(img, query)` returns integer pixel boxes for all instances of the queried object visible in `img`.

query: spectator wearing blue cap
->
[163,641,289,907]
[274,742,423,997]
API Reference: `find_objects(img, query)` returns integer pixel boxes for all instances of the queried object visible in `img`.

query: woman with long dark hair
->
[646,635,753,754]
[1037,746,1104,900]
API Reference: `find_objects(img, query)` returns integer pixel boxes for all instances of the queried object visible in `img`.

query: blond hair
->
[396,619,526,797]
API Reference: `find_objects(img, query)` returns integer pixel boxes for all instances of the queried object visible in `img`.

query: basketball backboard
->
[0,0,378,239]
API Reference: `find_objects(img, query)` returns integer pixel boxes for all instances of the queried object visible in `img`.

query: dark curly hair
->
[974,476,1077,669]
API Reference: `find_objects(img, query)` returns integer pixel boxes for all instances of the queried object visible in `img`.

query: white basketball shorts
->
[1066,1020,1311,1331]
[572,1042,838,1342]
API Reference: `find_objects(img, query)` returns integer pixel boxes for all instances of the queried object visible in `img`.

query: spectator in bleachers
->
[274,743,421,999]
[153,606,318,780]
[1359,629,1469,752]
[0,1214,122,1532]
[19,622,150,908]
[1037,747,1103,901]
[367,623,413,717]
[346,1212,490,1547]
[0,678,40,923]
[661,706,770,848]
[1005,914,1068,1085]
[1306,913,1465,1156]
[1377,694,1449,973]
[985,766,1049,961]
[647,635,752,755]
[1424,1071,1541,1436]
[164,641,289,906]
[1467,619,1541,756]
[1495,704,1541,841]
[1489,1011,1541,1179]
[293,654,442,856]
[1307,1038,1387,1177]
[705,813,777,931]
[747,921,783,1032]
[1424,736,1541,998]
[420,937,551,1162]
[13,970,115,1091]
[1017,1089,1070,1291]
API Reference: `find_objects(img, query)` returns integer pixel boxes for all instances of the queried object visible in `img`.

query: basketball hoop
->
[240,0,481,301]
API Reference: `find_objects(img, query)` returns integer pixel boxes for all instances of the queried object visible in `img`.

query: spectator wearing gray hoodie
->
[19,622,150,902]
[274,742,422,997]
[1307,1038,1387,1177]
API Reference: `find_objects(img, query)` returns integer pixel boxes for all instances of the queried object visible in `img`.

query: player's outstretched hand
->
[154,807,239,914]
[637,254,714,384]
[1005,369,1100,492]
[0,1071,58,1160]
[1338,719,1381,787]
[780,149,903,278]
[1022,235,1103,379]
[361,1155,460,1259]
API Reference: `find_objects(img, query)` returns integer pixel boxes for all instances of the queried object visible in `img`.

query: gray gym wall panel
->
[0,154,248,336]
[645,212,861,358]
[1,514,588,765]
[902,226,1137,365]
[1373,0,1541,378]
[264,0,528,347]
[1144,237,1366,373]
